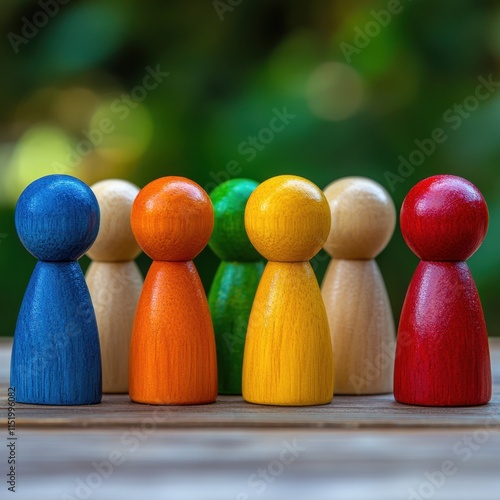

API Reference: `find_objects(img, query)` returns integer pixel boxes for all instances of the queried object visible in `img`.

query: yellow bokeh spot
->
[89,99,154,163]
[306,62,365,121]
[1,125,78,206]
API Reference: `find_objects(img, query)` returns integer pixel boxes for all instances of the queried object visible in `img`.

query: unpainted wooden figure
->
[86,179,143,394]
[322,177,396,395]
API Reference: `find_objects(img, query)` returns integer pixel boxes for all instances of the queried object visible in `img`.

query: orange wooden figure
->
[129,177,217,405]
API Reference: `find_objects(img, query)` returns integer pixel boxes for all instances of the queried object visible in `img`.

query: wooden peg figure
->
[129,177,217,405]
[321,177,396,394]
[242,175,334,406]
[208,179,265,395]
[86,180,143,393]
[395,175,491,406]
[11,174,101,405]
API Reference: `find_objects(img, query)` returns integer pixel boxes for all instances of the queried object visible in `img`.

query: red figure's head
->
[401,175,488,261]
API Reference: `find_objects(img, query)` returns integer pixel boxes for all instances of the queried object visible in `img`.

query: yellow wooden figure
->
[242,175,334,406]
[321,177,396,395]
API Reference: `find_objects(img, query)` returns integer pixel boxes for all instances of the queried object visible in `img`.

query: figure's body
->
[321,177,396,395]
[242,175,334,406]
[208,179,264,395]
[129,177,217,405]
[11,175,101,405]
[86,179,143,393]
[394,175,491,406]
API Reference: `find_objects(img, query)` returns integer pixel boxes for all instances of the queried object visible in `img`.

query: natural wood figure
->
[86,180,143,394]
[242,175,334,406]
[395,174,492,406]
[129,176,217,405]
[321,177,396,395]
[11,174,101,405]
[208,179,265,395]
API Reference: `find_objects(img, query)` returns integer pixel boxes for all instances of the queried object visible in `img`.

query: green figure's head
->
[209,178,261,262]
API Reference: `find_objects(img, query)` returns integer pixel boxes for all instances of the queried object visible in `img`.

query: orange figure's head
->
[131,176,214,261]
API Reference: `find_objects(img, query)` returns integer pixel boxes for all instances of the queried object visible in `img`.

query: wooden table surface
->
[1,338,499,499]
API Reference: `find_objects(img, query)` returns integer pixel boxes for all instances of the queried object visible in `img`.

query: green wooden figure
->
[208,179,265,395]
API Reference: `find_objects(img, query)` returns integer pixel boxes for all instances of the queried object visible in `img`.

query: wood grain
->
[243,176,333,406]
[129,177,217,405]
[209,261,265,395]
[11,175,101,406]
[396,175,491,407]
[208,179,264,395]
[1,338,499,500]
[208,178,261,262]
[243,262,334,406]
[395,262,491,406]
[15,174,99,262]
[322,177,396,260]
[86,179,143,394]
[86,262,143,393]
[322,178,396,395]
[86,179,141,263]
[322,260,395,394]
[0,339,499,429]
[8,428,500,500]
[400,175,488,262]
[130,176,214,262]
[244,175,331,262]
[129,262,218,405]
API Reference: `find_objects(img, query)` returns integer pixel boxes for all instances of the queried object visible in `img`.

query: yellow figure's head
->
[245,175,331,262]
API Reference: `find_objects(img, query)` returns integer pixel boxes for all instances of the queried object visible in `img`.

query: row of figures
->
[10,173,492,407]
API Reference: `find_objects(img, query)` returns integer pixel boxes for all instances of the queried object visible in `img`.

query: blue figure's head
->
[15,175,100,261]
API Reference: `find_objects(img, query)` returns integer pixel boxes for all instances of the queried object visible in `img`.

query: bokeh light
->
[0,0,499,338]
[306,62,365,121]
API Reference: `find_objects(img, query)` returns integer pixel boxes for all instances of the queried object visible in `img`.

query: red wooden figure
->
[394,175,491,406]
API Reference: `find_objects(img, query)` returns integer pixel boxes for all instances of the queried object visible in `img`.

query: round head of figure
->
[15,174,100,262]
[245,175,331,262]
[400,175,488,261]
[87,179,141,262]
[323,177,396,259]
[131,176,214,261]
[209,178,261,262]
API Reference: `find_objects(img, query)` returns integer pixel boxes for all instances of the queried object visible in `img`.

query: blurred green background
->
[1,0,499,337]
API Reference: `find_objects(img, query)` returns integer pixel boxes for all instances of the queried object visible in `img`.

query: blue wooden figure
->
[11,174,102,405]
